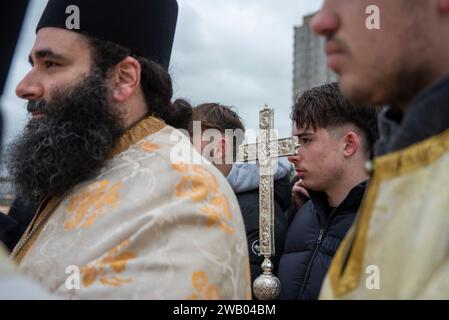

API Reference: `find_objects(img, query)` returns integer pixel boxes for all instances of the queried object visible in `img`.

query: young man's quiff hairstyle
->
[291,83,382,157]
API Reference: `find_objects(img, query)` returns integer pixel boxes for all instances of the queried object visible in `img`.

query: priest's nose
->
[16,72,44,101]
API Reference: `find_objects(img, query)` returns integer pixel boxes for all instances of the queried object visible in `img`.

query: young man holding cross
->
[278,83,380,300]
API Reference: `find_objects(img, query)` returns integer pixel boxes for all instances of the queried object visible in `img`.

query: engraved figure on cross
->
[238,105,300,300]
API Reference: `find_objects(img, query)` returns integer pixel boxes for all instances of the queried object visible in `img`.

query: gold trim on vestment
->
[107,116,166,159]
[328,128,449,297]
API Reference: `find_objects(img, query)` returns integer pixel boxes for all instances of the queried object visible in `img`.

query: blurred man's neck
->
[397,53,449,112]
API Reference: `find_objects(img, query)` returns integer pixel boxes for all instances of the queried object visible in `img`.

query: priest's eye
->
[300,138,311,145]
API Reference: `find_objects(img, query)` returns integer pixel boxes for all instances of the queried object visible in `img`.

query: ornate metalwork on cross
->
[237,105,300,300]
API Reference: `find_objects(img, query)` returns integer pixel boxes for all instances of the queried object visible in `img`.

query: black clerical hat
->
[37,0,178,70]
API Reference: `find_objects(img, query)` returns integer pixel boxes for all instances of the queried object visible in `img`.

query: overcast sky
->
[1,0,323,148]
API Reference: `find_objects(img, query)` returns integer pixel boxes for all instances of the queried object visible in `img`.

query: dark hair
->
[85,35,192,130]
[291,83,382,157]
[189,103,245,132]
[188,103,246,160]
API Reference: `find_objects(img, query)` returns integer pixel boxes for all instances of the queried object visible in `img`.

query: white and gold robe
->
[320,129,449,299]
[12,117,252,300]
[1,245,54,299]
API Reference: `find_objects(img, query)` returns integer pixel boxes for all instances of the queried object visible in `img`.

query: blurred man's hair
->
[291,83,382,158]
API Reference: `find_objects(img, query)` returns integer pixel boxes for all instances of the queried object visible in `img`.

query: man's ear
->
[342,131,360,158]
[110,56,141,103]
[213,138,228,163]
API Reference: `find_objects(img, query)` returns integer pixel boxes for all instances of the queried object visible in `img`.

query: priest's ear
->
[110,56,141,103]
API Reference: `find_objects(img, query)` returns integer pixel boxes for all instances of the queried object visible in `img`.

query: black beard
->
[6,71,124,206]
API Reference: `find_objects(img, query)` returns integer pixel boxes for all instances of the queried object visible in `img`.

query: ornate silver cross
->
[237,105,300,300]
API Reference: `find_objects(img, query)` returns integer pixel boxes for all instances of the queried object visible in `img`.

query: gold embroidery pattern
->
[173,164,234,234]
[81,240,135,288]
[137,141,160,153]
[64,180,122,230]
[187,271,222,300]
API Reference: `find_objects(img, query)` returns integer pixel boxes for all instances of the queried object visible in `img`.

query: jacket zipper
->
[316,228,324,244]
[297,207,338,299]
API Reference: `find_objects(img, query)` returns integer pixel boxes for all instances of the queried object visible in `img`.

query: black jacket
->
[0,199,36,252]
[235,174,290,286]
[278,181,367,300]
[0,213,23,252]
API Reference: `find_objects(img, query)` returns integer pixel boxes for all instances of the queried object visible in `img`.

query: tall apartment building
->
[293,13,338,102]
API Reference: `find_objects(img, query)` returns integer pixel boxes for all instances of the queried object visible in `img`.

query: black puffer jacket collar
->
[308,180,368,227]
